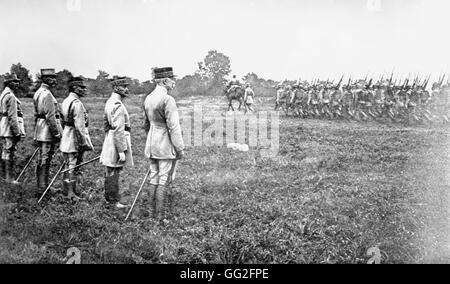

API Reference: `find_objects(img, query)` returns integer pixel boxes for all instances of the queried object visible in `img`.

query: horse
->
[225,85,244,111]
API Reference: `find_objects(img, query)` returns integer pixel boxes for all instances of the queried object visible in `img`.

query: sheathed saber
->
[125,164,152,221]
[38,161,66,204]
[13,148,39,184]
[60,156,100,174]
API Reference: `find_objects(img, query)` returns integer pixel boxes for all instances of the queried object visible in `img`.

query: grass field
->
[1,95,449,263]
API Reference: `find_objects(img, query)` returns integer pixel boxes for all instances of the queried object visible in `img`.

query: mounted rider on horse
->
[225,75,244,111]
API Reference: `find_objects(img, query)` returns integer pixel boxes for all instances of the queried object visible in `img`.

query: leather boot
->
[148,184,158,217]
[154,185,168,220]
[36,164,43,191]
[0,159,5,181]
[104,174,115,203]
[43,162,51,189]
[67,180,82,201]
[8,159,15,182]
[62,172,70,196]
[73,174,84,198]
[104,173,127,209]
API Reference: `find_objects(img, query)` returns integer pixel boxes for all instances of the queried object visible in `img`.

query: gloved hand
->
[118,152,126,163]
[80,144,94,152]
[54,133,62,144]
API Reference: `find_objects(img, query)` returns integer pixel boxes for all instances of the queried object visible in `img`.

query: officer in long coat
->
[60,76,94,199]
[143,67,184,220]
[100,76,133,209]
[0,73,25,182]
[33,69,63,193]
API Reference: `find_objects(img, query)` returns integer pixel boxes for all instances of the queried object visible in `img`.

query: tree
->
[172,74,208,97]
[10,63,33,97]
[0,75,4,91]
[88,70,111,97]
[197,50,231,88]
[141,80,156,95]
[54,69,74,97]
[127,77,146,95]
[242,72,277,97]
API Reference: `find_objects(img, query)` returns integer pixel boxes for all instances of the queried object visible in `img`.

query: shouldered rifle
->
[337,75,344,89]
[440,74,446,87]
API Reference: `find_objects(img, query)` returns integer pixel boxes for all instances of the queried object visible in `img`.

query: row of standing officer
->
[0,67,184,220]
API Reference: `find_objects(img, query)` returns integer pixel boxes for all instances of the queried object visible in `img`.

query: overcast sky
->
[0,0,449,82]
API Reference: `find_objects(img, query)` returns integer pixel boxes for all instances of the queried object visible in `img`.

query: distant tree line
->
[1,51,277,98]
[172,50,277,97]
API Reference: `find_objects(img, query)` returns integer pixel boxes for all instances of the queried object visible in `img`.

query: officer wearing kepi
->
[0,73,25,182]
[60,76,94,200]
[100,76,133,209]
[33,69,63,194]
[143,67,184,220]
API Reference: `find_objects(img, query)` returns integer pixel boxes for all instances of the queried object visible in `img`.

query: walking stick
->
[13,148,39,184]
[38,160,66,204]
[125,164,152,221]
[60,156,100,174]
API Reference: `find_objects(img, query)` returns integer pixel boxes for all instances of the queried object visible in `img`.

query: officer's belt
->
[0,112,23,118]
[63,121,89,128]
[150,121,167,128]
[35,114,60,119]
[105,124,131,133]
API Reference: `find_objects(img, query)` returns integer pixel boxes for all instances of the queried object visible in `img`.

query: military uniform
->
[244,85,255,113]
[227,76,242,93]
[143,67,184,219]
[100,77,133,207]
[275,87,284,110]
[0,74,25,181]
[33,69,63,192]
[60,77,94,199]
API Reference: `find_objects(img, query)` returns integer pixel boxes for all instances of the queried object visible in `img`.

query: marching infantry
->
[0,73,25,182]
[60,76,94,200]
[99,76,133,209]
[143,67,184,220]
[272,74,444,125]
[244,83,256,113]
[33,69,63,194]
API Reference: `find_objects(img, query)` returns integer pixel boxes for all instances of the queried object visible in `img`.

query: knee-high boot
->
[154,185,168,220]
[0,159,5,180]
[5,159,14,182]
[148,184,158,217]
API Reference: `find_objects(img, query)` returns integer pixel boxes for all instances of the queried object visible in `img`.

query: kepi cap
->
[153,67,175,80]
[40,68,56,77]
[4,73,20,83]
[110,76,129,87]
[69,76,87,88]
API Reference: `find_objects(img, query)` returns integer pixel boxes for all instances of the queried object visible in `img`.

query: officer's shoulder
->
[112,101,123,114]
[2,91,14,99]
[163,94,177,106]
[72,98,84,107]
